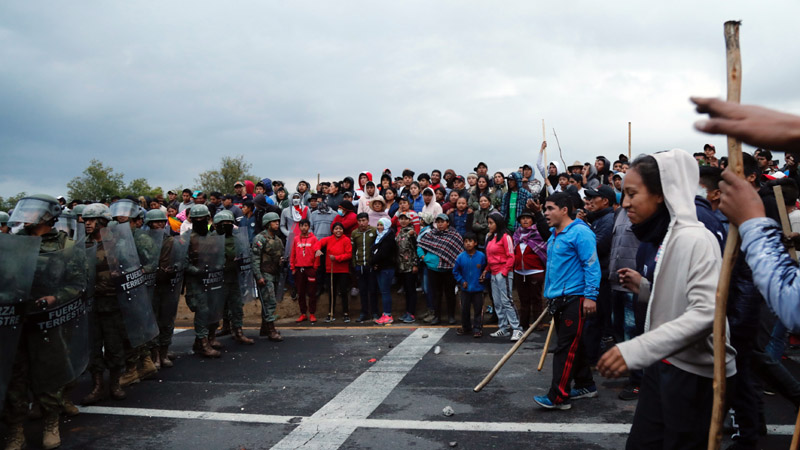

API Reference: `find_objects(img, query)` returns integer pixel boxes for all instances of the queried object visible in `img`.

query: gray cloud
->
[2,1,799,198]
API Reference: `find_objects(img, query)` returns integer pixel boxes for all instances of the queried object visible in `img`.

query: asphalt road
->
[2,325,798,449]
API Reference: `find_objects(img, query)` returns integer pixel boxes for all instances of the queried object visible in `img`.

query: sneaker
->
[375,314,392,325]
[343,314,350,323]
[510,330,524,342]
[569,385,598,400]
[325,315,335,323]
[356,314,368,323]
[350,288,359,297]
[618,385,639,401]
[372,314,380,321]
[429,316,441,325]
[396,287,405,294]
[416,286,424,292]
[456,328,468,336]
[448,316,457,325]
[490,329,510,338]
[402,313,415,324]
[534,395,571,410]
[309,314,317,323]
[473,330,482,338]
[295,314,307,323]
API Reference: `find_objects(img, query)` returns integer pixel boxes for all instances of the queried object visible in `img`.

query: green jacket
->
[251,230,283,279]
[350,227,377,267]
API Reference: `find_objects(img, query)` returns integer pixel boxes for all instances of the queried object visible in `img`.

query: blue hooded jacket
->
[543,218,600,300]
[260,178,275,205]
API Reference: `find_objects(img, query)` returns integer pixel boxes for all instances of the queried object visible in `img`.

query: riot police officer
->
[211,211,254,346]
[0,211,10,234]
[185,204,223,358]
[3,194,87,450]
[252,212,284,342]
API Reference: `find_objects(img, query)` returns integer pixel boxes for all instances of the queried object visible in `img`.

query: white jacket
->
[616,149,736,379]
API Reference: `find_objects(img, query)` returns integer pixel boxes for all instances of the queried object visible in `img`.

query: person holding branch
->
[596,149,736,449]
[533,192,600,410]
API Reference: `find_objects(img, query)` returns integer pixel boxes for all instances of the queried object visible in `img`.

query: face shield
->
[8,197,61,227]
[109,199,139,219]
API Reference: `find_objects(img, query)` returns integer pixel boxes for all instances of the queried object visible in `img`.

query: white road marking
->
[272,326,448,449]
[77,406,796,436]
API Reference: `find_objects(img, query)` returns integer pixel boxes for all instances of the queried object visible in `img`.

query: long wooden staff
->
[773,184,800,449]
[552,128,568,173]
[537,319,556,371]
[474,309,549,392]
[627,122,632,160]
[708,20,743,450]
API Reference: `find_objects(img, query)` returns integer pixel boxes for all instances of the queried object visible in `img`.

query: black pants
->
[399,271,417,316]
[355,265,378,317]
[547,297,593,404]
[583,278,611,364]
[627,363,713,450]
[727,326,760,447]
[429,269,456,319]
[329,272,350,316]
[460,291,483,333]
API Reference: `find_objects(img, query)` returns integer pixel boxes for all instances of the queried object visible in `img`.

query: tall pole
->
[708,20,742,450]
[628,122,631,159]
[542,119,547,163]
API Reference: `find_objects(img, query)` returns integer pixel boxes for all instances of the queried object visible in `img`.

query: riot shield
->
[0,234,41,406]
[141,229,165,301]
[195,234,225,324]
[101,223,159,347]
[75,241,98,376]
[276,230,291,303]
[75,222,87,242]
[234,228,256,304]
[25,236,89,394]
[54,211,76,239]
[158,232,190,325]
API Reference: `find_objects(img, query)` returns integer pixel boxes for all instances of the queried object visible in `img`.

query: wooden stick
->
[773,184,800,450]
[537,318,556,371]
[708,20,743,450]
[474,309,549,392]
[628,122,632,160]
[552,128,568,174]
[330,270,335,320]
[317,173,321,190]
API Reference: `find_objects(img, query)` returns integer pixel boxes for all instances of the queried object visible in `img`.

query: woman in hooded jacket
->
[472,194,496,250]
[491,172,506,208]
[371,218,398,325]
[597,149,736,449]
[274,187,290,210]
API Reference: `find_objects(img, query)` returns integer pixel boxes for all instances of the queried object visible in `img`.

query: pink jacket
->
[485,234,515,276]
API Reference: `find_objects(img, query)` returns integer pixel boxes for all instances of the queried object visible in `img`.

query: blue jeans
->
[490,272,520,332]
[376,268,395,315]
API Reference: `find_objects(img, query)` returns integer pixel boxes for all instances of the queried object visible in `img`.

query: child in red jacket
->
[291,219,320,323]
[314,222,353,322]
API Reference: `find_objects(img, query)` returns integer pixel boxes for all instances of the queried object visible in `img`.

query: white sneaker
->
[510,330,523,342]
[416,286,424,292]
[490,329,510,338]
[350,288,359,297]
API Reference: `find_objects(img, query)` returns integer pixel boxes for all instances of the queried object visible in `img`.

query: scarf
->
[631,203,670,243]
[374,218,393,244]
[512,225,548,265]
[291,205,306,223]
[418,226,463,270]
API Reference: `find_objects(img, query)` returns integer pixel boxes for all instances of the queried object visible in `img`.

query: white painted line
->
[76,406,797,436]
[272,327,448,449]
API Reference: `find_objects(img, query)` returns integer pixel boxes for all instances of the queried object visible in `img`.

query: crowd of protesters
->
[7,117,800,449]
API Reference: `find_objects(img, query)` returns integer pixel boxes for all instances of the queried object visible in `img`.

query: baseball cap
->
[584,185,617,205]
[234,181,244,188]
[435,213,450,222]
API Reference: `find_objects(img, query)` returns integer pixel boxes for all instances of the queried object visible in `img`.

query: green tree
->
[0,192,28,211]
[121,178,162,199]
[66,159,125,201]
[195,155,259,194]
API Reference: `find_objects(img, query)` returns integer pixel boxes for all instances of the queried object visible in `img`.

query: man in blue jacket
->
[535,192,601,410]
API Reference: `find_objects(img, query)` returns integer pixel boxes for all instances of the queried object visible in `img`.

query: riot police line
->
[0,195,275,450]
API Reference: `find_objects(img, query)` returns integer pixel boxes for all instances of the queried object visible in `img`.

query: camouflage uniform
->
[185,233,211,339]
[3,229,84,425]
[153,235,176,347]
[88,237,128,375]
[251,230,283,323]
[213,231,245,329]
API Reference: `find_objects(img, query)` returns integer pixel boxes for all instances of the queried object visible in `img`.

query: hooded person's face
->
[549,164,557,175]
[298,182,308,193]
[595,159,605,173]
[621,167,664,225]
[366,185,375,196]
[359,175,368,186]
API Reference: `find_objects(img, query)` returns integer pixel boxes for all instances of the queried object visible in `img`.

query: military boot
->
[208,325,224,350]
[217,318,231,336]
[166,350,176,361]
[42,415,60,450]
[139,354,158,380]
[196,338,221,358]
[109,369,127,400]
[159,346,174,368]
[119,362,140,387]
[259,318,269,337]
[28,400,42,420]
[150,348,161,370]
[266,322,283,342]
[62,381,79,416]
[81,373,106,405]
[3,423,25,450]
[233,327,255,345]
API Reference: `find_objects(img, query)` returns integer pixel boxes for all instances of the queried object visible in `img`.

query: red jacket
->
[290,232,320,271]
[514,243,545,273]
[331,211,358,237]
[313,235,353,273]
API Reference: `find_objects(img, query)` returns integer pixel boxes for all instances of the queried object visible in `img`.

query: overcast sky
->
[2,1,799,199]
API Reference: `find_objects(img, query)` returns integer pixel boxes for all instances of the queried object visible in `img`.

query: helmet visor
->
[109,200,139,218]
[8,198,60,226]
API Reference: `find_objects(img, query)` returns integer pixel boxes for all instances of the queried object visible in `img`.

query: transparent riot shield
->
[141,229,165,302]
[75,241,98,375]
[25,236,89,394]
[54,211,76,239]
[276,230,291,303]
[75,222,87,242]
[101,223,159,347]
[0,234,41,406]
[157,232,190,326]
[195,234,225,324]
[234,228,256,304]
